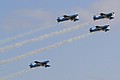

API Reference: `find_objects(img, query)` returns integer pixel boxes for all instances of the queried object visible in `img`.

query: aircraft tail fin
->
[89,28,93,32]
[57,17,60,22]
[93,15,97,20]
[29,63,33,68]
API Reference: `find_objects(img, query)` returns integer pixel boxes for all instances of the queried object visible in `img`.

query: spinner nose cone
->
[74,13,78,16]
[47,60,50,63]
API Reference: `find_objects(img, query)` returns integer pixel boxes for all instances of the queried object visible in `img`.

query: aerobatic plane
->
[57,14,79,22]
[29,60,50,68]
[89,25,110,32]
[93,12,115,20]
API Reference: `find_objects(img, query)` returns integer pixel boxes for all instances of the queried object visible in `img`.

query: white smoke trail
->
[0,23,57,45]
[0,21,91,53]
[0,68,37,80]
[0,32,95,65]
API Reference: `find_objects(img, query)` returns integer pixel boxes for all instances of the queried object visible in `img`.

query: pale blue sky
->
[0,0,120,80]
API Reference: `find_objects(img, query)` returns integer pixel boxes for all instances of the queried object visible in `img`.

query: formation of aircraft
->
[29,60,50,68]
[29,12,115,69]
[57,14,79,23]
[89,25,110,33]
[93,12,115,21]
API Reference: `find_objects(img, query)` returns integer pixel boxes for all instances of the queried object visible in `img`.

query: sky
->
[0,0,120,80]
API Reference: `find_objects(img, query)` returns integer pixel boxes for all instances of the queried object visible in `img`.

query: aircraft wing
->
[34,61,41,63]
[95,26,102,29]
[63,15,70,19]
[63,15,69,18]
[100,13,108,18]
[100,13,106,16]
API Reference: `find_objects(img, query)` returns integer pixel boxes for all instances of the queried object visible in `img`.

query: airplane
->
[57,14,79,22]
[29,60,50,68]
[93,12,115,20]
[89,25,110,32]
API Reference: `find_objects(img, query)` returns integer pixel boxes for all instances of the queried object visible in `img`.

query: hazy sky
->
[0,0,120,80]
